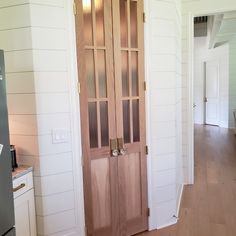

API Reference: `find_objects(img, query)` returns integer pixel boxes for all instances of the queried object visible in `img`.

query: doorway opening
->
[190,11,236,183]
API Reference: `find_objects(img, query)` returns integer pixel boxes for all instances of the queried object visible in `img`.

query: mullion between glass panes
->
[92,0,102,147]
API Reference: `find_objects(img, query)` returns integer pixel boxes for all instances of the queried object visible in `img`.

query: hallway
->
[138,125,236,236]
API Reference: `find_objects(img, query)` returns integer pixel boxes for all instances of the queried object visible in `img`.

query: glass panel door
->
[75,0,147,235]
[75,0,118,235]
[113,0,148,234]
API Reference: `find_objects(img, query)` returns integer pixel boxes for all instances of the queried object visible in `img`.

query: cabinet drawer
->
[13,172,33,199]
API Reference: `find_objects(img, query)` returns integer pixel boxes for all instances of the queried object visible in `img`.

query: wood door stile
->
[74,1,93,234]
[137,0,148,231]
[103,2,120,235]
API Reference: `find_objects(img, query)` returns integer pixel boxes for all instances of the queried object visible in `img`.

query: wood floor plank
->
[138,125,236,236]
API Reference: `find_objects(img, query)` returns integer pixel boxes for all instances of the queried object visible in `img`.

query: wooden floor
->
[138,125,236,236]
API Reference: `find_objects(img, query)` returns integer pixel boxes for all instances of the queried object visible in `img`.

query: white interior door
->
[205,61,219,126]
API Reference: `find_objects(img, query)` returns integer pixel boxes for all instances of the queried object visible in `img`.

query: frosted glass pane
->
[123,100,130,143]
[97,50,107,98]
[132,99,140,142]
[122,51,129,97]
[89,102,98,148]
[130,1,138,48]
[120,0,128,47]
[83,0,93,45]
[95,0,105,46]
[86,50,96,98]
[131,52,138,96]
[100,102,109,146]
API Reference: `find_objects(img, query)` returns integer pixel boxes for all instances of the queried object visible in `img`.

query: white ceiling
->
[213,11,236,47]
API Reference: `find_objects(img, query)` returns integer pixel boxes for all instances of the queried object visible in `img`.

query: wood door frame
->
[64,0,153,235]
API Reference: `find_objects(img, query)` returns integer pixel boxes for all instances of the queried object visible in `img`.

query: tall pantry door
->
[75,0,148,235]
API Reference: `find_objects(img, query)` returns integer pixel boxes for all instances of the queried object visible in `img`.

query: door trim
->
[203,61,206,125]
[143,0,155,231]
[65,1,86,235]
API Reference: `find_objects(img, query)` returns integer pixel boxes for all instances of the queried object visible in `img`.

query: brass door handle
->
[110,139,119,157]
[13,183,26,192]
[118,138,126,156]
[119,148,126,156]
[110,138,127,157]
[111,149,119,157]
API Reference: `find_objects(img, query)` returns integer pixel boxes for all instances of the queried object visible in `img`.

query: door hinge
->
[145,145,149,155]
[84,225,88,236]
[81,155,84,167]
[77,82,81,94]
[143,12,146,23]
[147,208,150,217]
[73,1,77,15]
[144,81,147,91]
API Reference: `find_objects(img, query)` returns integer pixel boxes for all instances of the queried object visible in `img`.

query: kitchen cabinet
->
[13,169,37,236]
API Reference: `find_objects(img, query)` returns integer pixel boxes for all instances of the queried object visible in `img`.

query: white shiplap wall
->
[146,0,183,229]
[182,0,236,183]
[28,1,79,236]
[0,1,81,235]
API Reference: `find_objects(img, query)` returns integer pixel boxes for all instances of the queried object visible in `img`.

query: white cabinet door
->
[14,189,37,236]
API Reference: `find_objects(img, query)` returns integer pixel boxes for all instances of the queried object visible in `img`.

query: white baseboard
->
[156,218,178,230]
[176,184,184,217]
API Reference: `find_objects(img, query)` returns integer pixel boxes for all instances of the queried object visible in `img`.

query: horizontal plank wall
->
[175,0,184,223]
[0,1,82,236]
[0,2,36,149]
[182,0,236,182]
[29,1,79,235]
[146,0,183,229]
[0,0,40,215]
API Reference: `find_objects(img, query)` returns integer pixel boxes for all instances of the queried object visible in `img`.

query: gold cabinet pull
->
[13,183,26,192]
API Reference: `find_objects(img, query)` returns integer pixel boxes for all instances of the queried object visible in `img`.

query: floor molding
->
[156,219,178,230]
[176,184,184,217]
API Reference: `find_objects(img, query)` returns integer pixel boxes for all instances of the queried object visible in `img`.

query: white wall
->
[194,37,229,127]
[229,38,236,128]
[182,0,236,183]
[29,2,80,236]
[0,1,84,236]
[146,0,183,230]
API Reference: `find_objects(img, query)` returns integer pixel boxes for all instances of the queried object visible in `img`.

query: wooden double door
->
[75,0,148,235]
